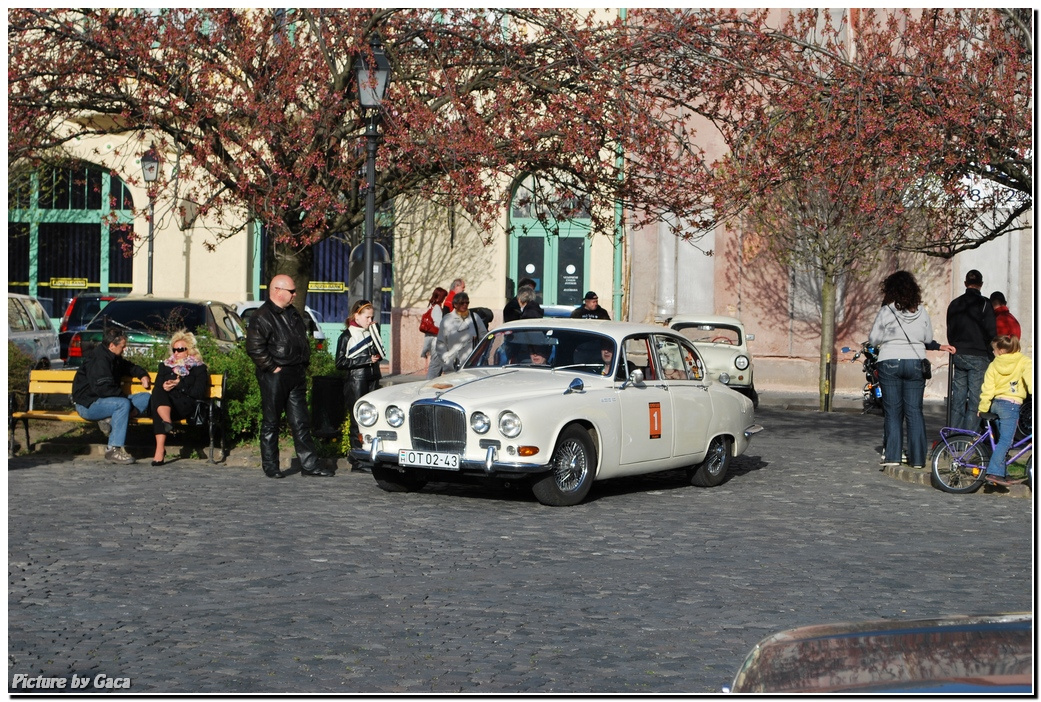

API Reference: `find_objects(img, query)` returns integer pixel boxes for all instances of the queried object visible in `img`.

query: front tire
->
[930,438,988,493]
[372,465,428,493]
[690,436,731,487]
[532,425,596,506]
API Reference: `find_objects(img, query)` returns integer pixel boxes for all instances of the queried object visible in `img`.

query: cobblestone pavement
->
[8,407,1033,694]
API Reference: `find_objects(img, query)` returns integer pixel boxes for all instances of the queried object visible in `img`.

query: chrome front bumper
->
[350,435,551,476]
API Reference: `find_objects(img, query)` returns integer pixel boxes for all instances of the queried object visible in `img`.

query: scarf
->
[163,353,204,377]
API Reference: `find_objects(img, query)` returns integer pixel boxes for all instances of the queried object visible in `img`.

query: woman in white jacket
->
[426,292,487,379]
[868,271,955,469]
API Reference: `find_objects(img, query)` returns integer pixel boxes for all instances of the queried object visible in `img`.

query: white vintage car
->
[669,314,758,407]
[351,319,762,506]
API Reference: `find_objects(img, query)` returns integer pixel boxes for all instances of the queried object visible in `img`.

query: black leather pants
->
[257,365,318,474]
[344,365,378,450]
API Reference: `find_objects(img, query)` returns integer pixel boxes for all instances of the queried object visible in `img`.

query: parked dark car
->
[65,297,245,368]
[8,293,61,369]
[57,292,124,360]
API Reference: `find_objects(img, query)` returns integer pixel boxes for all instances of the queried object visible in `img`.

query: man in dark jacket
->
[946,269,997,431]
[72,329,152,464]
[570,291,611,320]
[246,275,332,478]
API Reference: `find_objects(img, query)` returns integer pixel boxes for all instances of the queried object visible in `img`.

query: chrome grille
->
[409,401,466,453]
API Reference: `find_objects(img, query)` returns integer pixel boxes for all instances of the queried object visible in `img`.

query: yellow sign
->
[50,278,89,289]
[308,281,345,293]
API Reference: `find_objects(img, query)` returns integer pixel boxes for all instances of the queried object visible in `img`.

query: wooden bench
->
[9,369,228,463]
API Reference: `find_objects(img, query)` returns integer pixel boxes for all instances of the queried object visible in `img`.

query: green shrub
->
[8,342,35,411]
[139,333,343,446]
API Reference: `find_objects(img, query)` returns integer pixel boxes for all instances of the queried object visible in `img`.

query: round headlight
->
[470,412,491,434]
[718,372,731,385]
[386,405,405,428]
[735,355,750,371]
[356,401,378,427]
[498,411,522,439]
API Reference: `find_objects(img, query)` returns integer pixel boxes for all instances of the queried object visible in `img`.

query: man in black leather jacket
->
[946,269,997,431]
[246,275,332,478]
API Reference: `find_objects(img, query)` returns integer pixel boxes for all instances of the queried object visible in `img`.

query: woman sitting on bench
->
[149,331,210,466]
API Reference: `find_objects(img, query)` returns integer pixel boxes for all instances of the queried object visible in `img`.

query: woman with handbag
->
[419,287,448,372]
[149,331,211,466]
[335,299,385,468]
[868,271,955,469]
[426,292,487,379]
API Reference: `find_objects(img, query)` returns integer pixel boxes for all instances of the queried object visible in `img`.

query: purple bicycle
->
[930,410,1033,494]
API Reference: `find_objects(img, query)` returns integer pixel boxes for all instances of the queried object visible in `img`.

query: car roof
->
[496,318,677,341]
[669,314,745,327]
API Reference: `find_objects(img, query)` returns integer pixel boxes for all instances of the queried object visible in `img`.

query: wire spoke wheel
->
[532,425,595,506]
[931,437,988,494]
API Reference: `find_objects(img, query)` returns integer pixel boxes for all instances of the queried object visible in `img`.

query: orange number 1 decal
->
[648,402,662,439]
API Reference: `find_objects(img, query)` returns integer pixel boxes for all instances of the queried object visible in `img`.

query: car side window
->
[621,336,656,381]
[678,338,705,381]
[655,336,695,381]
[210,304,238,341]
[9,298,33,332]
[24,297,52,331]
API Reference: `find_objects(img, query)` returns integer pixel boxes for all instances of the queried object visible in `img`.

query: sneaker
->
[98,419,111,437]
[104,446,136,465]
[880,461,901,467]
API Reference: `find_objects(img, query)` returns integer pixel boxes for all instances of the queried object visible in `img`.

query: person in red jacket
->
[990,291,1021,340]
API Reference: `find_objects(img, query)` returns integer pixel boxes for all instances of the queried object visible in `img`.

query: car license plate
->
[398,449,460,470]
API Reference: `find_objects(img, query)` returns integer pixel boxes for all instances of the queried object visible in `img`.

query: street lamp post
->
[140,144,160,295]
[355,34,391,304]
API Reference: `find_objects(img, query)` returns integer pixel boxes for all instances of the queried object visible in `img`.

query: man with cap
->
[571,291,611,320]
[946,269,997,431]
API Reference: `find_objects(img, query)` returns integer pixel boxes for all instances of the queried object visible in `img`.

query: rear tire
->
[930,438,988,493]
[689,436,731,487]
[372,465,428,492]
[532,425,596,506]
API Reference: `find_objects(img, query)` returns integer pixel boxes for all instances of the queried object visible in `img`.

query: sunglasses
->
[172,347,188,353]
[277,287,297,294]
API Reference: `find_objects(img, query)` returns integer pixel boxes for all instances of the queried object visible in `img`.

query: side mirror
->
[564,378,584,395]
[621,368,644,389]
[745,333,755,341]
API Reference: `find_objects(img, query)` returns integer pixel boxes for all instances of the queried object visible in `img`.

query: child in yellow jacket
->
[978,335,1033,485]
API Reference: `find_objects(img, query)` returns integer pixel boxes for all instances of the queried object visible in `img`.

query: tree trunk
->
[267,238,314,316]
[818,274,838,411]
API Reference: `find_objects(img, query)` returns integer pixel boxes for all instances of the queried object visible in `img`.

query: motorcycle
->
[842,342,883,414]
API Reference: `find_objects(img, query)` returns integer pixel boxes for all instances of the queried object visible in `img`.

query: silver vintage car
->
[351,319,762,506]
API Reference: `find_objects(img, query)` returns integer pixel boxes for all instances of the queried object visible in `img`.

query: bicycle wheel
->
[931,437,988,494]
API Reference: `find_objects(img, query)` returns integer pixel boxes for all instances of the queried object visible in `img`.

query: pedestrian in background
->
[990,291,1021,340]
[419,287,448,371]
[427,292,487,378]
[570,291,611,320]
[246,275,332,478]
[503,285,543,323]
[977,334,1032,486]
[946,269,996,431]
[72,328,152,464]
[336,299,385,469]
[869,270,955,469]
[444,278,466,313]
[149,330,210,466]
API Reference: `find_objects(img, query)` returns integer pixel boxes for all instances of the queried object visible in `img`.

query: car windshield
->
[86,300,207,333]
[673,323,742,346]
[465,327,616,376]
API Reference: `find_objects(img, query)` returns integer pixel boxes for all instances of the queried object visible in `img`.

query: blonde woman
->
[149,331,210,466]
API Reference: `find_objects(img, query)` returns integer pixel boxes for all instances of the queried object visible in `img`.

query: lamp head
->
[356,34,391,109]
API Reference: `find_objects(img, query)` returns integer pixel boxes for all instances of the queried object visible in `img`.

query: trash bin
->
[311,375,345,438]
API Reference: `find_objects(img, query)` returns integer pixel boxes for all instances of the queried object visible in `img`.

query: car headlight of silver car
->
[735,355,750,371]
[356,401,378,427]
[498,411,522,438]
[386,405,405,428]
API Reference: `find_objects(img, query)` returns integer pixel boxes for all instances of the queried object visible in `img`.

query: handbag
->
[419,306,438,335]
[189,400,210,427]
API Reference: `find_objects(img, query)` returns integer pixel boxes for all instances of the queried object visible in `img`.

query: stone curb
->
[883,464,1031,499]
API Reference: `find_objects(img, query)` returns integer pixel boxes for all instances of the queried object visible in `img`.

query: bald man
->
[245,275,332,478]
